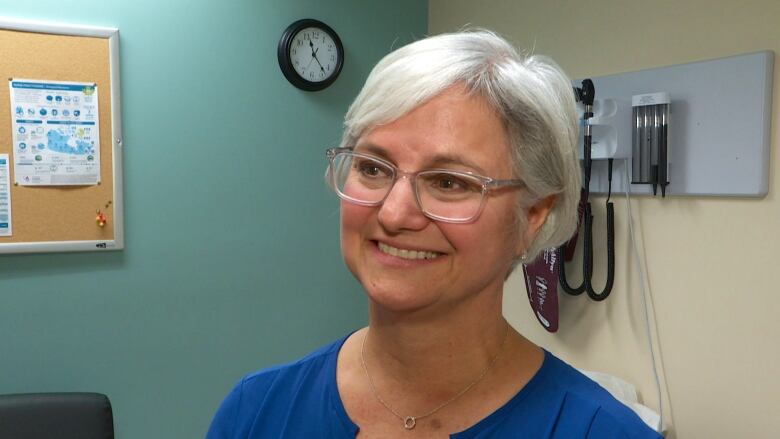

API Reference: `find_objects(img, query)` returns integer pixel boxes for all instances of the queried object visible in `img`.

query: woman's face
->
[340,86,536,314]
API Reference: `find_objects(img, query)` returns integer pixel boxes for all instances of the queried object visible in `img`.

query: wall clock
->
[277,19,344,91]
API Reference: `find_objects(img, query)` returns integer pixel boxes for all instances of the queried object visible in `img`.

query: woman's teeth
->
[378,242,440,260]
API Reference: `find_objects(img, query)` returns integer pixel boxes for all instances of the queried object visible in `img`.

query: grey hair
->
[340,30,581,263]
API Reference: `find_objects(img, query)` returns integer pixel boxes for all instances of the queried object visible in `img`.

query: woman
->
[208,30,661,438]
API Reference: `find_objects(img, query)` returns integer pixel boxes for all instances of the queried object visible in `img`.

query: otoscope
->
[557,79,615,301]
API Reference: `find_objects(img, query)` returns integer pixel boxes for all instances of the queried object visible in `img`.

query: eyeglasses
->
[325,147,525,223]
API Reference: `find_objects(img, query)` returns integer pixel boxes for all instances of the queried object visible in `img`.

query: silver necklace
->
[359,324,510,430]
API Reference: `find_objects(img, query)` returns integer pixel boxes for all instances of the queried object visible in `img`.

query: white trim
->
[0,16,117,38]
[0,239,120,254]
[108,28,124,251]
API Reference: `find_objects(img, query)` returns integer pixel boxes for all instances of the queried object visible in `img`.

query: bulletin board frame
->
[0,16,123,254]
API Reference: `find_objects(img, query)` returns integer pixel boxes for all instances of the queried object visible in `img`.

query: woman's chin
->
[364,287,439,315]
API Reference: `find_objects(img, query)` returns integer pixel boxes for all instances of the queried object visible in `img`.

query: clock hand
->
[313,55,325,72]
[311,48,326,72]
[305,42,318,70]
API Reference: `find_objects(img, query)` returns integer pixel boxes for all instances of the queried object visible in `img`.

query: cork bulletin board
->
[0,16,123,254]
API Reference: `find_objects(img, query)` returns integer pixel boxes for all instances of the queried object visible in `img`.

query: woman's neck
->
[363,292,509,392]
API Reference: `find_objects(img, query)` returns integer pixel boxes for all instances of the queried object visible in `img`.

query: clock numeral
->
[296,39,303,47]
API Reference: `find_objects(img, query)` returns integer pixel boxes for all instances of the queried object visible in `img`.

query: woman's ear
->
[517,195,557,255]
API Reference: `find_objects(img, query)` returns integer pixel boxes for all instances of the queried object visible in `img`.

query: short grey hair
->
[340,30,581,262]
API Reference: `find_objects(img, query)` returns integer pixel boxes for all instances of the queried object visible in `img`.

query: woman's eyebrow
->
[353,143,487,174]
[428,153,487,175]
[353,143,388,157]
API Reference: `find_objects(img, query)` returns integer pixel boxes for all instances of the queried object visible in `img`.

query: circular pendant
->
[404,416,416,430]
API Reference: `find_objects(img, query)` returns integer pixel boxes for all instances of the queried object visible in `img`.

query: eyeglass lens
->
[330,152,485,221]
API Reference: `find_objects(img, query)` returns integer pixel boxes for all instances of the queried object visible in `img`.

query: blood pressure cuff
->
[522,248,560,332]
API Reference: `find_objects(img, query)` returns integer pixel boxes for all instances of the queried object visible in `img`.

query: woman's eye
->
[356,160,387,178]
[432,174,469,191]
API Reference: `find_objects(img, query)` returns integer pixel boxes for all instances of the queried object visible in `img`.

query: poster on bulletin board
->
[9,79,102,186]
[0,16,124,254]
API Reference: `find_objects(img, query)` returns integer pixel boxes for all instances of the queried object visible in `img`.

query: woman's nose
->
[376,176,430,232]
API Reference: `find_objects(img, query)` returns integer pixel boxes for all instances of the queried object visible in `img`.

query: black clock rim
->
[277,18,344,92]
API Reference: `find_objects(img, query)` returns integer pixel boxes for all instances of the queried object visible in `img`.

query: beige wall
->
[430,1,780,438]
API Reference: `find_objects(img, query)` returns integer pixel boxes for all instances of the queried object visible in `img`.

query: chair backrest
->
[0,393,114,439]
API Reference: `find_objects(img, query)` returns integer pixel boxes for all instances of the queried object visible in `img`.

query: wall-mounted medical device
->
[522,51,773,333]
[577,98,632,160]
[632,92,670,197]
[578,50,773,197]
[559,80,615,303]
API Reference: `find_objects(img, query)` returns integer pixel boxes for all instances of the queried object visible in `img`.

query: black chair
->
[0,393,114,439]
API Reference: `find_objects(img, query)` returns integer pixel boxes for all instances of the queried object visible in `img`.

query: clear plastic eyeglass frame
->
[325,147,526,224]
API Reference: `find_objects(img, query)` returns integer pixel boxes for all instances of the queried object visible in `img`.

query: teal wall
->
[0,1,427,437]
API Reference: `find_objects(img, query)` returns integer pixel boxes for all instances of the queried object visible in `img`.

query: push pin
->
[96,210,107,227]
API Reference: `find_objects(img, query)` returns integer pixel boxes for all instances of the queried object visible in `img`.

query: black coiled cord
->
[583,201,614,301]
[558,152,616,300]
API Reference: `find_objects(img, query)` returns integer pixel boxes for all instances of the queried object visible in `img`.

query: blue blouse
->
[207,335,662,438]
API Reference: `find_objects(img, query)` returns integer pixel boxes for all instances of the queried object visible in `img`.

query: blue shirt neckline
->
[324,332,553,437]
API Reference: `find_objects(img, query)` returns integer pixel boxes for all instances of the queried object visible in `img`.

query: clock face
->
[278,19,344,91]
[290,27,339,83]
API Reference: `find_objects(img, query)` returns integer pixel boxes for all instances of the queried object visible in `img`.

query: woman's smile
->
[376,241,442,260]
